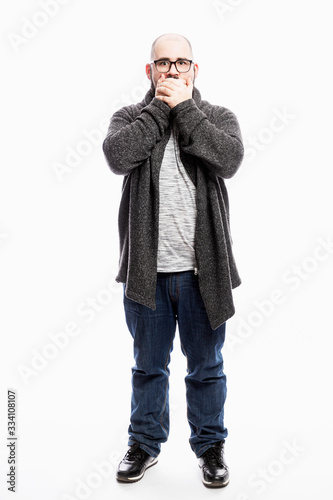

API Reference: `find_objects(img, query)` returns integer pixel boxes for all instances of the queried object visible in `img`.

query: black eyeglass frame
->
[151,58,193,73]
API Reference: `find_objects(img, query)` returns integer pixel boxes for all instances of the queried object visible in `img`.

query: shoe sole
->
[116,458,158,483]
[202,476,230,488]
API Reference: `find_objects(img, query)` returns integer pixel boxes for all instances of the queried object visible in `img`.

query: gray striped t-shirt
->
[157,125,197,272]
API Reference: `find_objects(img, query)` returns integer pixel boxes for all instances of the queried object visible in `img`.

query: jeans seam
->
[168,274,173,302]
[180,339,200,437]
[160,332,175,437]
[169,272,179,303]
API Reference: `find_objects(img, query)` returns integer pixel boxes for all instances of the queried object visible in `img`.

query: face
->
[146,37,199,89]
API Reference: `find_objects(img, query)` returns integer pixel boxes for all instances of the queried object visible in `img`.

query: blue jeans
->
[123,271,228,458]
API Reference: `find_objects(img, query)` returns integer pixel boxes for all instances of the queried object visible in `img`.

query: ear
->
[193,63,199,79]
[146,63,152,80]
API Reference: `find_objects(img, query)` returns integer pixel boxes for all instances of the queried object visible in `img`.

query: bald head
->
[146,33,198,91]
[150,33,193,61]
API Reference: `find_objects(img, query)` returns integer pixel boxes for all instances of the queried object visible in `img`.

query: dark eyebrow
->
[156,57,189,61]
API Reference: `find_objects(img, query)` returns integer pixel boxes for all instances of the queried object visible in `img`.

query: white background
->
[1,0,332,499]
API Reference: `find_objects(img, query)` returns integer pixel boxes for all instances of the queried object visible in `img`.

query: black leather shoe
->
[116,443,158,483]
[198,441,230,488]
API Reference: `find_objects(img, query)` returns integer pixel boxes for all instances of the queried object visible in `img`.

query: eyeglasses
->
[151,59,193,73]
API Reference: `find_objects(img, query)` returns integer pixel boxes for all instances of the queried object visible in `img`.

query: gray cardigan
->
[103,85,244,329]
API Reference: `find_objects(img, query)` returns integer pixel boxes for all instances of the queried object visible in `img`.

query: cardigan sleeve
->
[102,98,171,175]
[170,98,244,179]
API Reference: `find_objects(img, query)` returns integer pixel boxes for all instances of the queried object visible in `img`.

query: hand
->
[155,75,193,109]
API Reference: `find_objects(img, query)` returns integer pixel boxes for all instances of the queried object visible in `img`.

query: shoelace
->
[203,445,225,468]
[125,444,146,464]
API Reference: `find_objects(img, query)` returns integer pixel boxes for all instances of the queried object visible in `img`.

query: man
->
[102,33,244,488]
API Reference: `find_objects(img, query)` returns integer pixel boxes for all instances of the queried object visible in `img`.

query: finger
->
[155,95,170,104]
[157,74,166,84]
[160,80,183,91]
[156,86,173,97]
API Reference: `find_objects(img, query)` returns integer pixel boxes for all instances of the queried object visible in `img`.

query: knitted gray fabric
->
[103,85,244,329]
